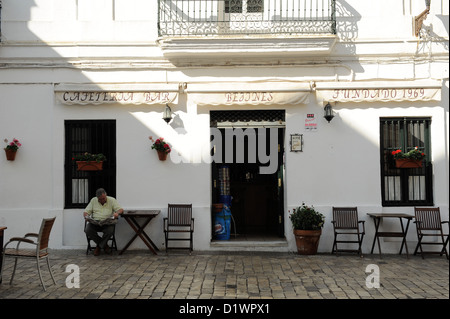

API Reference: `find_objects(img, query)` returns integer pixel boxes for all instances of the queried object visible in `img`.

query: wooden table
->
[119,210,160,255]
[0,227,6,283]
[367,213,414,257]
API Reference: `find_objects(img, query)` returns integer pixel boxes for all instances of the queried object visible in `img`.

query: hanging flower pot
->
[395,159,423,168]
[3,138,22,161]
[157,150,168,161]
[4,149,17,161]
[149,136,171,162]
[76,161,104,171]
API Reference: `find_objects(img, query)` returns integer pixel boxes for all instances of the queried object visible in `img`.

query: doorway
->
[211,110,285,240]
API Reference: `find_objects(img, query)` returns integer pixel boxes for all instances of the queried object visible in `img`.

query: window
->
[380,117,433,206]
[64,120,116,208]
[225,0,263,13]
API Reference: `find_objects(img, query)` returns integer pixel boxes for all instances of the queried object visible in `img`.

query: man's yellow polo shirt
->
[85,196,122,221]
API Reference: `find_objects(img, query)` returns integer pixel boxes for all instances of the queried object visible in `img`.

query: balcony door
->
[221,0,264,33]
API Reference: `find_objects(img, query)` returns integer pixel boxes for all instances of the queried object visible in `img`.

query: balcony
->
[157,0,337,60]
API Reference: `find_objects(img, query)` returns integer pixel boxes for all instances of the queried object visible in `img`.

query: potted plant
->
[4,138,22,161]
[289,203,325,255]
[73,152,106,171]
[149,136,171,161]
[391,147,426,168]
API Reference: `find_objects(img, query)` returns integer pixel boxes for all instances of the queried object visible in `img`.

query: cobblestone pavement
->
[0,250,448,301]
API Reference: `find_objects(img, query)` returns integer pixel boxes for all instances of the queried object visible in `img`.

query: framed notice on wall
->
[290,134,303,152]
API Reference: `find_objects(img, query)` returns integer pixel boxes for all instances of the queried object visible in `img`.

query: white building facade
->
[0,0,448,254]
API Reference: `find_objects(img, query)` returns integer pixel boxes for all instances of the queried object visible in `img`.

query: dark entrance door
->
[211,110,285,239]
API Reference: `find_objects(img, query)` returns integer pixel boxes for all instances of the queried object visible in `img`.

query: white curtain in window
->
[409,176,426,201]
[385,176,401,201]
[72,179,89,204]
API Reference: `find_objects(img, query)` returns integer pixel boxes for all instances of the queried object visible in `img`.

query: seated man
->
[83,188,123,256]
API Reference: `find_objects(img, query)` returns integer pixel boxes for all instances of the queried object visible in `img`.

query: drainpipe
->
[0,0,2,43]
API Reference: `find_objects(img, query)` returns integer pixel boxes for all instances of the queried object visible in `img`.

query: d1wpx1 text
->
[179,303,269,316]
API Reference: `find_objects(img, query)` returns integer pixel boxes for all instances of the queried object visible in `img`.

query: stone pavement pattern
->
[0,250,448,299]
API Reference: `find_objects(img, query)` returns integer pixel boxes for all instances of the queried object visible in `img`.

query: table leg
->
[370,217,382,256]
[441,235,449,257]
[129,217,159,252]
[0,229,4,284]
[398,217,411,257]
[137,225,160,252]
[119,217,158,255]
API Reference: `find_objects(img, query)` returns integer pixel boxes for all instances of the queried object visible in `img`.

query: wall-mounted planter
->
[4,149,17,161]
[76,161,103,171]
[157,150,168,161]
[395,159,423,168]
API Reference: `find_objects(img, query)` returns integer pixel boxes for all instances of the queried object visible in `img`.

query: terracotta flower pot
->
[293,229,322,255]
[76,161,103,171]
[157,150,168,161]
[4,149,17,161]
[395,159,423,168]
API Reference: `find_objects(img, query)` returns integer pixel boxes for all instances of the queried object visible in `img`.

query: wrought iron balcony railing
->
[158,0,336,37]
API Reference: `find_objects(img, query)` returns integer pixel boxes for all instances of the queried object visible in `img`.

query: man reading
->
[84,188,123,256]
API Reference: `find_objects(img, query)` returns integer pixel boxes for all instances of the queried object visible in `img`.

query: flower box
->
[395,159,423,168]
[73,152,106,170]
[76,161,103,171]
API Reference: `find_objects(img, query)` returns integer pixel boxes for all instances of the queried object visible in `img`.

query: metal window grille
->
[64,120,117,208]
[158,0,336,36]
[380,117,433,206]
[210,109,285,125]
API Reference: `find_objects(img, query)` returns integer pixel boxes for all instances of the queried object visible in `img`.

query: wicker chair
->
[164,204,194,253]
[1,217,57,291]
[331,207,365,256]
[414,207,449,259]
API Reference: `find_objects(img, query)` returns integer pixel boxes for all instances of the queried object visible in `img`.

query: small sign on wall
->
[305,114,318,132]
[290,134,303,152]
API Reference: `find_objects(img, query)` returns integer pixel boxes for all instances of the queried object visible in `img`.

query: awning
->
[187,81,312,106]
[315,80,442,103]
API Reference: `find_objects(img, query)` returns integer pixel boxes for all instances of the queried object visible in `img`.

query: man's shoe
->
[94,246,101,256]
[104,244,111,254]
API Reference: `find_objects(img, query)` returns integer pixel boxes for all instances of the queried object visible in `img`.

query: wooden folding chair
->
[164,204,194,253]
[331,207,365,256]
[413,207,449,259]
[1,217,57,291]
[85,220,118,255]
